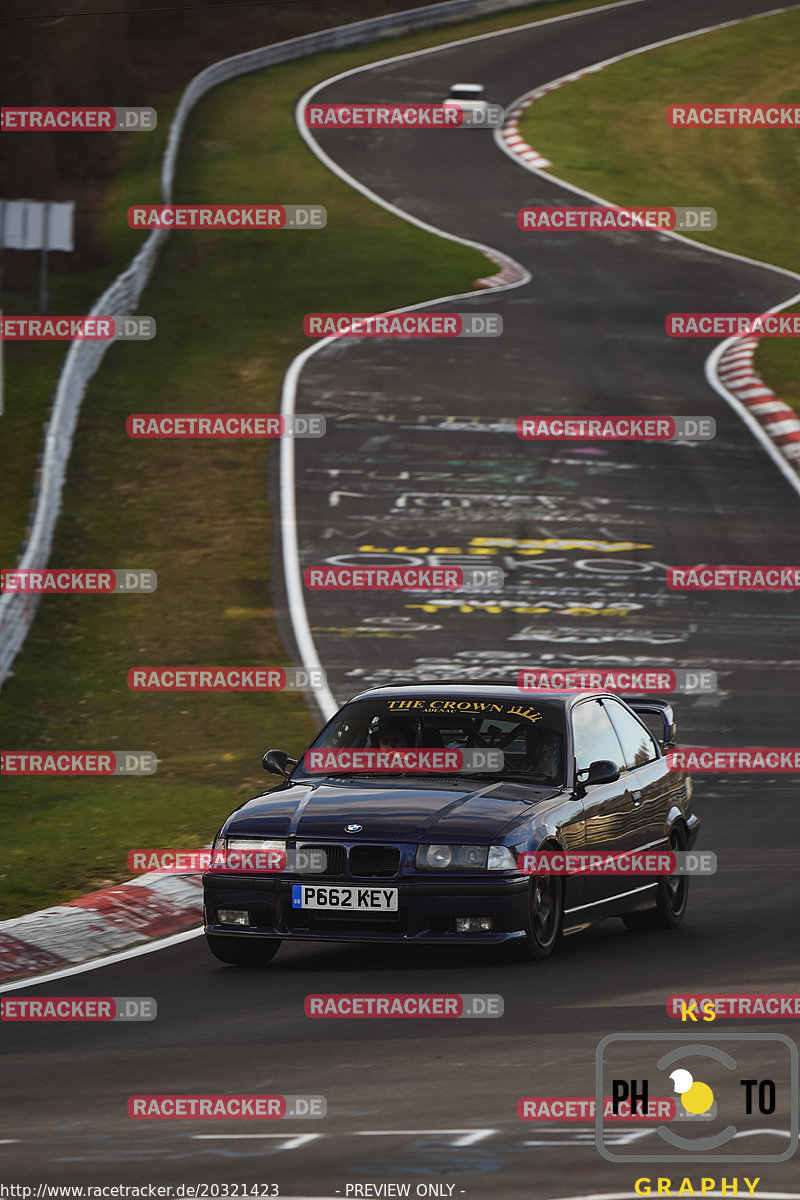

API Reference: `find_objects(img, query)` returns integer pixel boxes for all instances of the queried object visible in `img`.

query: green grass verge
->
[0,0,618,919]
[518,6,800,409]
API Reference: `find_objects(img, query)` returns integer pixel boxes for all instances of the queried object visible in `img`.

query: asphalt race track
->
[3,1,800,1196]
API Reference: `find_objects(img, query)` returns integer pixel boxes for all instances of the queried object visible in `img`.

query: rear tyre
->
[622,825,689,931]
[523,868,564,960]
[206,934,282,966]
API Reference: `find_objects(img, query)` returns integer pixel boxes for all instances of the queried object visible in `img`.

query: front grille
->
[349,845,400,877]
[297,843,346,875]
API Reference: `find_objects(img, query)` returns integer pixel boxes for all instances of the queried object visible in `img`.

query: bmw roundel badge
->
[345,823,362,833]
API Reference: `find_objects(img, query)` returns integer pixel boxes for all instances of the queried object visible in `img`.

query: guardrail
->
[0,0,550,689]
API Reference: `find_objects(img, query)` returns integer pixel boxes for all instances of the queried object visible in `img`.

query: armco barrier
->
[0,0,551,691]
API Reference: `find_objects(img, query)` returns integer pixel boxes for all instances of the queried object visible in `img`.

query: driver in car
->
[375,719,415,749]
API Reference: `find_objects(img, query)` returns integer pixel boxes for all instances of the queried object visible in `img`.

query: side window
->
[605,699,659,768]
[572,700,625,776]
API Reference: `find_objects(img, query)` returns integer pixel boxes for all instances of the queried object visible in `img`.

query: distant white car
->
[442,83,502,127]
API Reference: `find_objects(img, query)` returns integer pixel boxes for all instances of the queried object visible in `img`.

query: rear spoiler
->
[622,697,677,749]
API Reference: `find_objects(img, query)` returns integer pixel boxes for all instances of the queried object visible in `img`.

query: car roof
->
[348,681,619,711]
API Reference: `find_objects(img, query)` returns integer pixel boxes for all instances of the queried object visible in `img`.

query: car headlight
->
[487,845,517,871]
[215,836,287,852]
[416,844,512,870]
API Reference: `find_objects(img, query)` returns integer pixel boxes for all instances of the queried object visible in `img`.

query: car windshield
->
[293,695,566,786]
[449,86,483,99]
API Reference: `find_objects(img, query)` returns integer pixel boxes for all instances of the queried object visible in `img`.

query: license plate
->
[291,884,398,911]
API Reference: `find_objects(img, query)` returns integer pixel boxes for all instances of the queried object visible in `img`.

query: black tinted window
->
[572,699,624,777]
[295,694,566,784]
[605,699,659,768]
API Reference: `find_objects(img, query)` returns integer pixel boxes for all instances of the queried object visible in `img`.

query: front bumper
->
[202,871,530,944]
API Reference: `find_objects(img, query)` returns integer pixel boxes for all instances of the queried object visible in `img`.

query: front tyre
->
[622,824,689,931]
[523,870,564,960]
[206,934,282,966]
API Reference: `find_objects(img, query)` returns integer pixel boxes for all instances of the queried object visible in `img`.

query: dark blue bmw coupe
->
[203,682,699,965]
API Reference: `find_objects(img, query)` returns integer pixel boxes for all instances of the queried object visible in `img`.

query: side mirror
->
[585,759,620,786]
[262,748,296,777]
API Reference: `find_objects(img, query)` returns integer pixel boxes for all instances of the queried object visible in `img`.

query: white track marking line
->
[193,1134,322,1149]
[0,927,204,993]
[356,1128,496,1145]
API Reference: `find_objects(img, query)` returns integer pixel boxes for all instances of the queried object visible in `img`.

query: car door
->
[571,697,644,908]
[603,697,670,854]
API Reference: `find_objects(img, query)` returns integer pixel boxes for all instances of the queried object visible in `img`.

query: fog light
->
[456,916,493,933]
[218,909,250,927]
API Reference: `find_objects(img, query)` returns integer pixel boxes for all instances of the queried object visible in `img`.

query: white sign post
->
[0,198,75,415]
